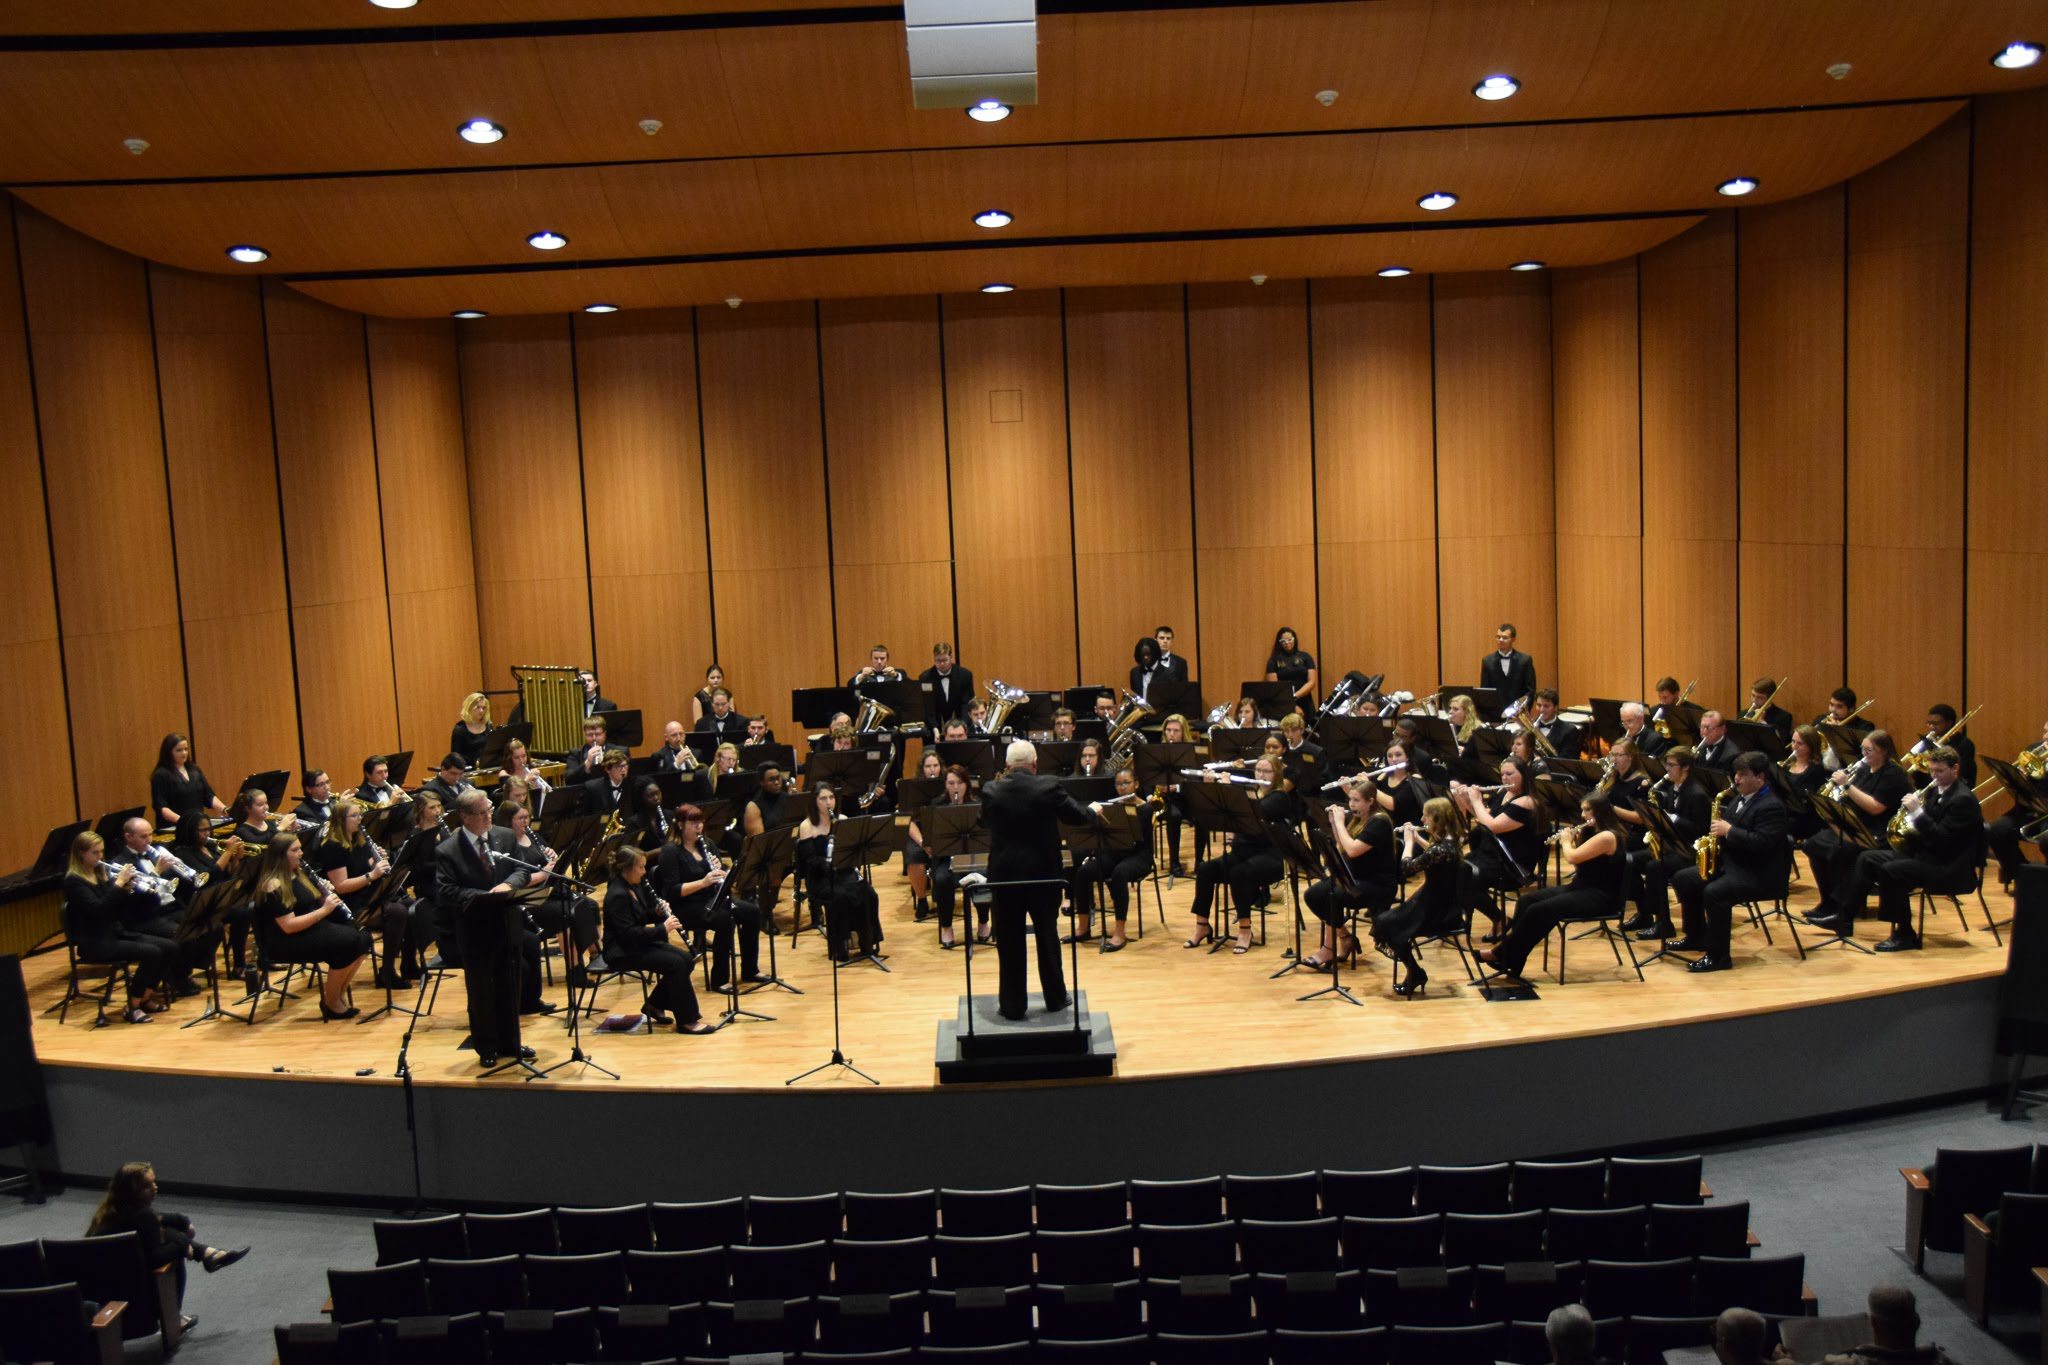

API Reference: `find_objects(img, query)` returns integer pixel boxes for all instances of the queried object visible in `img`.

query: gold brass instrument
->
[2017,741,2048,782]
[856,730,899,810]
[983,679,1029,736]
[1105,688,1158,771]
[1643,775,1674,860]
[1513,706,1558,757]
[1695,787,1728,879]
[1887,790,1923,851]
[1825,756,1868,803]
[1902,704,1982,775]
[1741,676,1788,721]
[1591,757,1617,800]
[1653,680,1698,740]
[853,694,896,734]
[2022,811,2048,842]
[512,664,585,754]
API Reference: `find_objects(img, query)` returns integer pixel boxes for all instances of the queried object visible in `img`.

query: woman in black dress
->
[397,792,449,962]
[1781,725,1829,840]
[1456,755,1547,939]
[903,748,946,917]
[254,835,372,1020]
[797,782,883,962]
[1264,626,1319,711]
[656,804,759,990]
[1130,636,1162,696]
[691,664,726,727]
[1304,778,1398,970]
[1477,796,1627,981]
[602,845,714,1033]
[63,832,177,1023]
[150,733,225,829]
[1371,741,1429,831]
[314,798,412,987]
[500,738,552,803]
[1372,796,1470,997]
[908,765,979,948]
[450,692,494,767]
[1067,766,1154,950]
[87,1162,247,1332]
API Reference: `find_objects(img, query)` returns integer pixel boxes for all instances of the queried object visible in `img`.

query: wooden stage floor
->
[22,862,2011,1096]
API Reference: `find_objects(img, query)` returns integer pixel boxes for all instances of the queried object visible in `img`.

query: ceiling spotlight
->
[966,100,1011,123]
[1315,89,1339,107]
[973,209,1014,229]
[1473,74,1519,101]
[1377,266,1413,278]
[1417,191,1458,211]
[1716,176,1759,197]
[583,303,619,314]
[1509,260,1545,272]
[1992,41,2043,69]
[980,282,1015,294]
[225,244,269,264]
[458,119,504,145]
[452,310,487,319]
[527,230,568,250]
[369,0,418,7]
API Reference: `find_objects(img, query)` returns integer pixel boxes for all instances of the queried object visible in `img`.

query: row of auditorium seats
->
[0,1230,186,1365]
[1897,1143,2048,1325]
[372,1158,1711,1264]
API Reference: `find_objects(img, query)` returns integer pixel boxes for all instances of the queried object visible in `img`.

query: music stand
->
[895,778,941,820]
[1803,796,1878,955]
[353,866,419,1025]
[175,874,248,1027]
[1441,686,1509,723]
[1062,802,1145,951]
[937,741,1000,784]
[1207,728,1270,765]
[538,784,589,823]
[792,687,858,728]
[475,724,534,770]
[604,709,645,750]
[1544,759,1604,789]
[1586,699,1630,748]
[1240,682,1296,721]
[1314,716,1383,773]
[1405,715,1461,757]
[785,819,891,1087]
[1179,781,1268,954]
[463,892,547,1079]
[1816,722,1866,765]
[925,802,991,961]
[1294,817,1364,1005]
[92,807,147,847]
[1467,728,1512,763]
[805,749,883,799]
[1062,776,1117,805]
[1721,719,1783,757]
[1032,741,1085,777]
[737,742,795,775]
[26,821,88,880]
[832,813,900,973]
[1133,742,1198,790]
[731,825,802,998]
[1987,759,2048,819]
[238,770,290,808]
[1145,681,1202,725]
[385,752,415,787]
[705,772,762,815]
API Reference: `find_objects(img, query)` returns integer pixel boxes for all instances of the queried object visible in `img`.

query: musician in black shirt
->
[1744,678,1795,740]
[295,770,335,831]
[1066,767,1153,950]
[1186,756,1288,954]
[150,733,224,828]
[656,804,760,989]
[604,845,714,1033]
[694,688,745,737]
[1805,730,1911,936]
[1266,626,1318,711]
[1626,748,1712,945]
[356,755,401,806]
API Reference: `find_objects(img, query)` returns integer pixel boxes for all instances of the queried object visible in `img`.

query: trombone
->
[1741,676,1789,722]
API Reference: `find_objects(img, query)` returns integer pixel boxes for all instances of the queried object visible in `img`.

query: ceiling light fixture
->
[452,310,487,319]
[369,0,418,8]
[980,282,1015,294]
[973,209,1014,229]
[225,244,269,264]
[458,119,504,145]
[966,99,1012,123]
[1473,74,1519,100]
[1716,176,1759,197]
[1992,41,2043,69]
[583,303,619,314]
[527,230,568,250]
[1417,191,1458,211]
[1509,260,1545,272]
[1377,266,1413,278]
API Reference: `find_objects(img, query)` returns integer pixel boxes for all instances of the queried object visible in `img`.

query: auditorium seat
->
[1442,1208,1545,1265]
[553,1203,653,1255]
[1271,1324,1388,1363]
[1236,1216,1341,1274]
[1646,1200,1753,1259]
[1902,1143,2035,1269]
[1693,1251,1806,1317]
[828,1235,932,1294]
[485,1306,598,1365]
[594,1302,704,1361]
[42,1233,181,1350]
[650,1198,747,1252]
[918,1342,1031,1360]
[624,1246,729,1304]
[932,1231,1033,1290]
[1510,1158,1607,1212]
[463,1210,557,1258]
[1339,1213,1444,1271]
[1224,1170,1321,1222]
[1621,1313,1718,1365]
[813,1290,925,1351]
[1036,1333,1149,1362]
[702,1296,817,1356]
[1152,1327,1272,1363]
[274,1318,384,1365]
[425,1255,526,1315]
[328,1260,431,1324]
[1030,1278,1146,1339]
[1505,1316,1623,1365]
[1143,1274,1256,1334]
[1607,1154,1705,1207]
[373,1214,466,1266]
[841,1189,937,1239]
[1250,1268,1367,1330]
[747,1192,843,1246]
[1416,1162,1513,1214]
[1130,1175,1225,1226]
[1389,1320,1508,1364]
[1472,1260,1584,1322]
[521,1250,628,1310]
[0,1237,46,1289]
[1321,1167,1417,1219]
[1136,1220,1238,1278]
[727,1239,830,1298]
[800,1348,915,1363]
[1964,1191,2048,1323]
[0,1281,128,1365]
[379,1312,489,1365]
[1581,1256,1694,1318]
[1034,1226,1136,1285]
[1035,1181,1129,1231]
[1363,1264,1476,1326]
[926,1284,1034,1346]
[937,1185,1032,1237]
[1545,1204,1648,1262]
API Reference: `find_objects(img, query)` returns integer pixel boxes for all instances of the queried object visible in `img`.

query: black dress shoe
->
[1617,913,1653,934]
[202,1246,250,1273]
[174,979,203,998]
[520,1001,560,1016]
[478,1052,500,1068]
[1633,924,1674,941]
[516,1045,537,1061]
[1665,936,1707,952]
[1875,931,1921,952]
[1805,913,1852,935]
[1687,955,1732,973]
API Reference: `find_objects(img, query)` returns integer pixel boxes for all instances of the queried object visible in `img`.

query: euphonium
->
[2017,742,2048,781]
[1513,706,1557,757]
[1695,787,1727,879]
[983,679,1029,736]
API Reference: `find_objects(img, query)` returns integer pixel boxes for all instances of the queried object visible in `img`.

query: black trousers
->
[528,892,600,955]
[77,931,177,997]
[681,899,761,985]
[1070,852,1150,919]
[1190,848,1282,921]
[1867,851,1974,930]
[818,874,882,961]
[1988,815,2045,885]
[931,862,981,932]
[1671,865,1775,961]
[1806,829,1879,917]
[461,907,523,1056]
[611,942,701,1022]
[1629,849,1691,930]
[994,885,1066,1019]
[1305,878,1394,930]
[1491,884,1616,977]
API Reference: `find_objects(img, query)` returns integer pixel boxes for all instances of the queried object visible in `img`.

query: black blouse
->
[316,840,375,912]
[1267,649,1316,696]
[151,765,215,823]
[450,722,493,766]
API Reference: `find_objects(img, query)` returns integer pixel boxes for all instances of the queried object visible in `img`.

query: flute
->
[1545,820,1594,846]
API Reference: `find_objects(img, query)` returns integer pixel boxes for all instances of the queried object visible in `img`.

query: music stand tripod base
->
[530,971,620,1080]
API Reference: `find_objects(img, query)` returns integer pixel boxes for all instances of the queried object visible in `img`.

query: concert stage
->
[17,869,2015,1206]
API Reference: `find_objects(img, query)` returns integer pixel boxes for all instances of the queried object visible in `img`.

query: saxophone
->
[1695,788,1727,879]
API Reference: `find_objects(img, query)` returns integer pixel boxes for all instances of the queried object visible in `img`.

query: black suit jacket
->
[1904,782,1985,877]
[1719,785,1793,890]
[434,826,528,952]
[1693,736,1741,772]
[1155,653,1190,685]
[920,665,976,724]
[1534,717,1582,760]
[1625,728,1672,764]
[1481,650,1537,700]
[584,777,630,816]
[694,712,745,737]
[653,744,697,774]
[584,693,618,716]
[983,770,1100,883]
[418,776,475,811]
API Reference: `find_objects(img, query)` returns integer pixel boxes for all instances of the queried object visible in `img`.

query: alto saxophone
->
[1694,788,1727,879]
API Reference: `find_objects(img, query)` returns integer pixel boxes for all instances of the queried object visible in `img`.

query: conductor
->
[982,740,1106,1020]
[436,789,544,1068]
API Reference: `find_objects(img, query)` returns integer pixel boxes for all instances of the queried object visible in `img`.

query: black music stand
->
[1133,743,1198,790]
[237,770,290,808]
[1314,716,1384,774]
[1063,685,1113,715]
[1722,719,1783,757]
[1802,796,1878,955]
[792,687,859,728]
[730,824,802,997]
[1295,816,1364,1006]
[385,752,415,787]
[805,749,883,801]
[926,802,990,953]
[786,824,887,1088]
[1011,693,1059,733]
[1032,741,1085,777]
[356,867,419,1025]
[1441,686,1508,723]
[1626,802,1694,968]
[604,709,645,750]
[92,807,146,848]
[1545,758,1604,789]
[1586,699,1630,748]
[538,784,589,823]
[175,874,248,1028]
[832,813,900,973]
[475,724,534,770]
[1061,802,1141,945]
[1145,681,1202,725]
[1406,714,1462,757]
[1180,781,1270,954]
[1240,682,1296,721]
[1816,722,1865,766]
[895,778,941,819]
[737,742,797,774]
[1063,776,1117,805]
[937,741,1000,784]
[1207,728,1270,765]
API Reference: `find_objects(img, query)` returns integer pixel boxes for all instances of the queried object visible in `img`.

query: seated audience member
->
[1545,1303,1608,1365]
[1713,1307,1772,1365]
[86,1161,248,1335]
[1823,1285,1956,1365]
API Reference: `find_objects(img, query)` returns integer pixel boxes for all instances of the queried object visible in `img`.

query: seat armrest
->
[91,1300,127,1365]
[1903,1168,1932,1271]
[154,1261,183,1347]
[1965,1213,1995,1325]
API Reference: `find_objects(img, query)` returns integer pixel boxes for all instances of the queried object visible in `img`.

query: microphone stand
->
[392,983,429,1214]
[526,869,619,1080]
[703,853,774,1029]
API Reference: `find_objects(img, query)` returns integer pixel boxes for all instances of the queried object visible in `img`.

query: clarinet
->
[308,868,352,922]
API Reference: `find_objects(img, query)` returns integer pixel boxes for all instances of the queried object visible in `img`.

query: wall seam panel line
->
[1635,254,1647,696]
[566,314,600,677]
[813,299,840,672]
[1731,213,1743,696]
[256,282,310,774]
[688,306,718,665]
[140,264,197,753]
[1427,275,1443,688]
[935,294,961,655]
[8,198,81,816]
[1960,99,1975,714]
[1180,283,1201,688]
[1546,273,1561,698]
[1058,288,1081,685]
[451,314,485,688]
[1838,186,1850,691]
[1305,279,1322,676]
[360,315,404,749]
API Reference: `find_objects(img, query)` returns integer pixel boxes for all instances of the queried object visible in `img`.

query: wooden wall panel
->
[366,315,482,756]
[1551,260,1643,702]
[1639,215,1740,708]
[698,301,833,743]
[147,266,300,790]
[1432,273,1556,694]
[942,290,1078,690]
[1968,88,2048,761]
[575,309,714,726]
[1188,281,1315,698]
[818,297,955,685]
[263,283,398,783]
[1846,114,1968,736]
[14,208,186,819]
[0,205,73,863]
[1065,285,1198,697]
[459,315,593,691]
[1309,276,1439,695]
[1738,191,1848,723]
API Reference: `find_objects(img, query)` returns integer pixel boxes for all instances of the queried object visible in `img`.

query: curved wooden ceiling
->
[1,0,2038,315]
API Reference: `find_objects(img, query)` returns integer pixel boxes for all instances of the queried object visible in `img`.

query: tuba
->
[1105,688,1157,771]
[853,694,896,735]
[983,679,1029,736]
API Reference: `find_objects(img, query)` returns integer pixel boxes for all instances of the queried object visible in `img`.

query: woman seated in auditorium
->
[1304,776,1398,971]
[1455,754,1547,940]
[1372,741,1428,830]
[657,804,759,990]
[1265,625,1318,711]
[151,733,225,829]
[602,844,714,1033]
[314,797,416,988]
[1781,725,1829,839]
[500,737,551,801]
[450,692,495,767]
[1448,693,1482,754]
[797,781,884,962]
[254,834,372,1020]
[87,1162,247,1327]
[624,776,671,849]
[692,664,726,726]
[63,832,178,1023]
[1372,796,1469,996]
[1476,796,1626,982]
[908,763,981,948]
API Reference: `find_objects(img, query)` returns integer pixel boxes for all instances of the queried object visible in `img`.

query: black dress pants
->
[611,942,700,1022]
[461,907,523,1056]
[1671,866,1773,961]
[994,886,1066,1019]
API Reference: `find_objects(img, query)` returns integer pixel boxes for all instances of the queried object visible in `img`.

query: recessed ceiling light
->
[583,303,619,314]
[966,100,1011,123]
[452,310,487,319]
[1417,191,1458,212]
[225,244,269,264]
[1377,266,1413,278]
[1716,176,1759,197]
[458,119,504,145]
[980,282,1015,294]
[1509,260,1545,272]
[973,209,1013,229]
[1992,41,2043,69]
[1473,74,1519,101]
[527,230,568,250]
[369,0,418,8]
